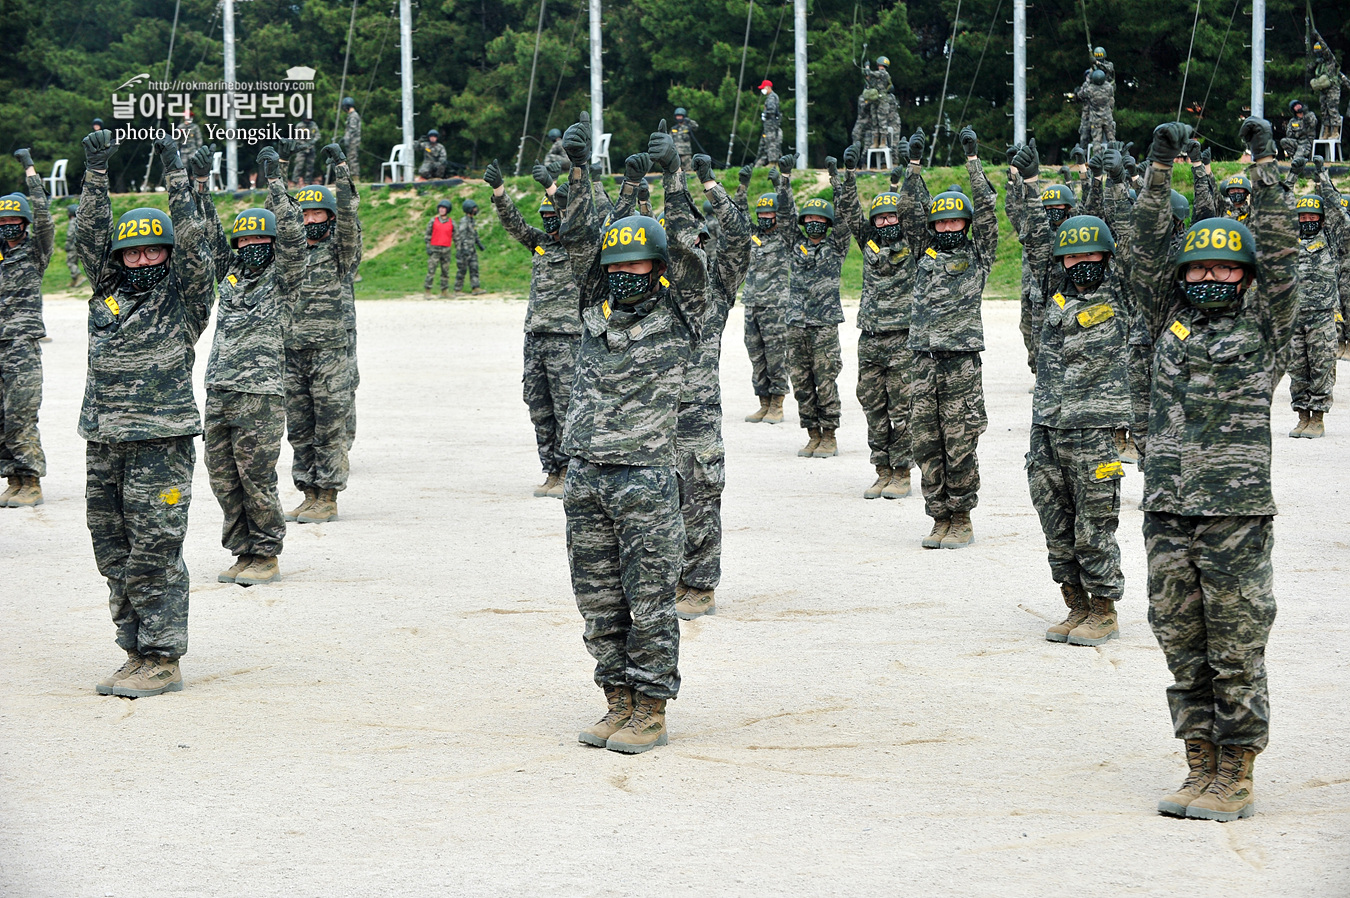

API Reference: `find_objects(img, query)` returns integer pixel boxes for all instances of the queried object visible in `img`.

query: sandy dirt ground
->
[1,294,1347,897]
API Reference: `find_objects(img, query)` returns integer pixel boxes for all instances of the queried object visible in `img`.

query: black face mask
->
[237,242,274,273]
[803,221,828,237]
[1299,219,1322,239]
[0,223,25,241]
[122,262,169,293]
[542,215,560,234]
[1066,259,1107,288]
[874,222,902,243]
[1184,281,1242,313]
[1226,192,1249,212]
[1046,207,1069,230]
[607,270,651,303]
[305,219,332,241]
[756,216,776,232]
[933,229,966,251]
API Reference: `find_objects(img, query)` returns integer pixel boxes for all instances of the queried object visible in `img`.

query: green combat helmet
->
[600,215,668,265]
[462,199,478,213]
[868,191,902,219]
[927,189,972,225]
[1093,46,1106,60]
[0,193,34,222]
[876,56,890,67]
[1051,214,1115,257]
[112,208,174,251]
[1170,190,1191,222]
[294,184,338,214]
[229,208,277,246]
[1090,69,1107,85]
[798,197,836,225]
[1175,217,1256,312]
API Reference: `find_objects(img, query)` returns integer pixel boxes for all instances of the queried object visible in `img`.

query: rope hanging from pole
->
[725,0,755,167]
[516,0,548,175]
[333,0,359,144]
[1079,0,1092,56]
[949,0,1003,163]
[1194,0,1242,134]
[1176,0,1203,122]
[928,0,961,168]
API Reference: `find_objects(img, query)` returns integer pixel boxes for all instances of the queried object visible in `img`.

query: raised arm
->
[75,131,117,285]
[705,179,750,298]
[558,119,604,304]
[327,146,363,278]
[157,137,215,339]
[21,169,54,270]
[836,168,868,249]
[966,153,999,268]
[1247,155,1299,351]
[266,171,307,300]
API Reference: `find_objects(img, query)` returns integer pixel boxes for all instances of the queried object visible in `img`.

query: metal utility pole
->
[1251,0,1265,119]
[794,0,807,168]
[1013,0,1026,145]
[224,0,237,190]
[589,0,604,154]
[399,0,415,181]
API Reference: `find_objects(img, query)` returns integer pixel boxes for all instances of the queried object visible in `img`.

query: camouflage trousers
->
[857,329,913,470]
[1080,114,1116,150]
[205,389,285,559]
[911,350,987,519]
[285,345,352,491]
[524,333,580,474]
[565,460,683,700]
[1288,309,1337,413]
[1026,425,1124,599]
[345,140,360,181]
[425,246,453,291]
[1018,289,1042,374]
[1318,85,1341,137]
[756,122,782,167]
[66,252,80,280]
[1128,340,1152,453]
[676,403,725,591]
[346,329,359,452]
[87,436,195,660]
[289,148,315,184]
[1144,512,1276,751]
[744,304,790,397]
[788,324,842,431]
[0,338,45,477]
[455,252,480,290]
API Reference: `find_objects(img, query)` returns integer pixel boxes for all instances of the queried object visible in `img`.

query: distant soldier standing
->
[755,80,781,166]
[177,110,203,161]
[1308,27,1349,140]
[670,108,700,170]
[65,204,86,288]
[1286,190,1340,439]
[290,118,320,185]
[76,131,216,698]
[339,98,362,181]
[417,129,448,180]
[735,163,793,424]
[1075,69,1116,152]
[543,128,568,168]
[455,198,485,294]
[0,149,54,508]
[483,156,580,498]
[425,199,454,298]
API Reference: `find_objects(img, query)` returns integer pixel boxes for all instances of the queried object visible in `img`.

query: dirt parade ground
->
[1,294,1347,897]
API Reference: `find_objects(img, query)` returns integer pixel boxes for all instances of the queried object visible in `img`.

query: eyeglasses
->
[122,247,167,263]
[1183,263,1241,283]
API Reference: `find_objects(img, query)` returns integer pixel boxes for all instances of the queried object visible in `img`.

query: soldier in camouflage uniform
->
[1286,190,1341,438]
[483,156,581,498]
[1309,28,1349,140]
[177,111,203,161]
[290,118,320,185]
[904,128,997,550]
[1132,119,1297,822]
[76,130,216,698]
[670,108,700,170]
[455,199,485,293]
[1285,100,1317,162]
[1075,70,1116,153]
[1312,161,1350,357]
[755,81,781,167]
[425,199,455,297]
[558,117,707,754]
[194,143,306,587]
[339,98,362,182]
[0,151,54,508]
[65,204,85,288]
[285,143,362,524]
[417,130,449,180]
[1008,142,1076,376]
[543,129,568,169]
[777,153,852,459]
[836,144,924,499]
[735,164,793,423]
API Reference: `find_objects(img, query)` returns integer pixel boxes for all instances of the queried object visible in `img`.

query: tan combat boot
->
[471,287,486,295]
[423,290,434,300]
[440,288,449,298]
[96,652,144,695]
[1289,410,1310,438]
[285,488,318,522]
[676,588,716,620]
[578,685,633,747]
[533,471,559,497]
[744,396,770,423]
[8,476,43,507]
[606,692,668,753]
[798,428,821,457]
[1187,745,1257,821]
[218,555,253,583]
[236,555,281,586]
[1046,583,1091,643]
[1067,594,1119,645]
[813,429,838,458]
[0,475,20,507]
[922,518,951,549]
[882,467,911,499]
[1157,739,1218,817]
[110,655,183,698]
[1305,410,1326,438]
[762,395,785,424]
[297,488,338,523]
[941,511,974,549]
[546,465,567,499]
[863,466,892,499]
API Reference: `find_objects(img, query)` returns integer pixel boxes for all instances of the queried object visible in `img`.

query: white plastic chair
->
[592,132,613,175]
[380,144,409,183]
[1314,117,1343,162]
[44,159,68,198]
[208,152,223,192]
[866,145,893,171]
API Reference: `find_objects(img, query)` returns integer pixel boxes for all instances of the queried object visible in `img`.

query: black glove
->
[12,148,33,170]
[1314,154,1325,174]
[1289,154,1308,177]
[1005,143,1021,165]
[1279,137,1298,158]
[1239,116,1276,160]
[907,130,925,162]
[546,159,566,178]
[889,164,905,186]
[649,120,680,173]
[1103,147,1125,182]
[1201,146,1212,166]
[637,179,650,203]
[1184,138,1202,163]
[483,158,503,189]
[959,127,979,158]
[1124,154,1138,178]
[1106,140,1124,153]
[532,163,554,189]
[321,143,346,165]
[154,135,183,173]
[1123,142,1134,158]
[563,112,591,167]
[825,155,838,177]
[777,153,795,176]
[83,130,117,170]
[1011,139,1039,180]
[1147,122,1192,165]
[277,138,302,163]
[1070,144,1087,165]
[189,145,214,179]
[1087,150,1104,177]
[843,141,863,171]
[692,153,714,183]
[738,163,753,186]
[256,146,281,181]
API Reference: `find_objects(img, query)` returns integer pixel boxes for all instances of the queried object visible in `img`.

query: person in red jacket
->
[425,199,454,298]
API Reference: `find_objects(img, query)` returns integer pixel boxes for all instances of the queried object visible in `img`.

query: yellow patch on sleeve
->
[104,296,120,316]
[159,487,182,505]
[534,245,546,255]
[0,250,5,262]
[800,244,808,256]
[1076,303,1115,328]
[1170,320,1190,341]
[1052,292,1066,309]
[601,300,611,319]
[1094,461,1124,481]
[659,276,670,287]
[226,274,237,286]
[866,239,880,253]
[926,247,938,258]
[1337,312,1345,323]
[751,235,762,246]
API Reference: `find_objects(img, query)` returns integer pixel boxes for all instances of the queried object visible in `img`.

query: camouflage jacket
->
[863,66,893,94]
[762,91,781,121]
[559,166,707,467]
[733,180,794,308]
[543,139,569,169]
[75,168,215,442]
[778,171,851,327]
[908,159,999,352]
[1286,113,1317,154]
[287,163,362,350]
[683,182,751,407]
[704,212,722,272]
[1075,79,1115,116]
[1030,271,1133,432]
[838,168,925,333]
[199,176,306,395]
[493,190,579,335]
[1131,159,1297,516]
[297,121,320,150]
[0,173,55,340]
[456,214,483,259]
[417,141,448,178]
[342,110,362,150]
[1296,230,1340,313]
[1314,172,1350,323]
